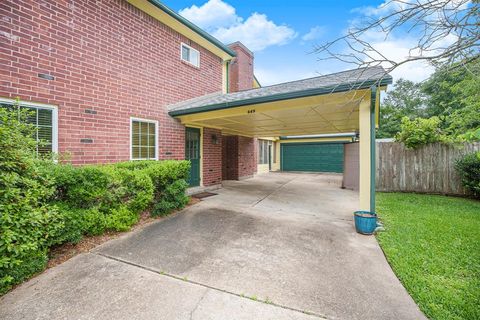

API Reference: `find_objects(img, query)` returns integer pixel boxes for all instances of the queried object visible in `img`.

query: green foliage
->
[115,160,190,216]
[377,79,426,138]
[422,60,480,118]
[0,106,63,294]
[105,205,139,232]
[1,108,188,294]
[446,103,480,141]
[394,116,445,149]
[455,152,480,198]
[153,179,189,216]
[378,60,480,142]
[377,193,480,320]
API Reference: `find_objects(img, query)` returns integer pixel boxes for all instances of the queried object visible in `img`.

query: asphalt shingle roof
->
[168,66,392,116]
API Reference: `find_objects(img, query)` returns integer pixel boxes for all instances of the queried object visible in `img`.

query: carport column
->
[358,87,376,212]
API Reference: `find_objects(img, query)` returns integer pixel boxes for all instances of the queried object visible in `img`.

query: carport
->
[169,67,392,212]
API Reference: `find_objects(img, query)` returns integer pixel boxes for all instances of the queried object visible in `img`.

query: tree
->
[314,0,479,78]
[422,59,480,117]
[377,79,426,138]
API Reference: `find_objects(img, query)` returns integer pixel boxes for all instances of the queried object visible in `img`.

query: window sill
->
[181,60,200,70]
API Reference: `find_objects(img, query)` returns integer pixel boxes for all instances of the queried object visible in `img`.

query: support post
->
[370,87,377,212]
[358,88,376,212]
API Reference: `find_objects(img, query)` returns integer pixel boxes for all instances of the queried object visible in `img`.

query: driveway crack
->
[94,252,330,319]
[189,289,208,320]
[252,175,299,208]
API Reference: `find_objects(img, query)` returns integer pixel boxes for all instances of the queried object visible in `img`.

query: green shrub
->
[47,164,154,233]
[1,105,188,294]
[105,205,139,231]
[455,151,480,198]
[82,207,107,236]
[114,168,154,214]
[153,179,189,216]
[0,106,63,294]
[395,116,446,149]
[48,202,85,245]
[115,160,190,216]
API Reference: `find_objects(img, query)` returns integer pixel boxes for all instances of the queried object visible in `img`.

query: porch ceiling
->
[168,66,392,137]
[175,90,370,137]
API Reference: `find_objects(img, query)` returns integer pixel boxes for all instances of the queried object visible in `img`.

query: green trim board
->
[280,142,346,173]
[226,61,230,93]
[370,86,377,212]
[147,0,236,58]
[169,77,392,117]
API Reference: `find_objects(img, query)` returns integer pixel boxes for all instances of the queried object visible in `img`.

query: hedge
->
[1,157,190,295]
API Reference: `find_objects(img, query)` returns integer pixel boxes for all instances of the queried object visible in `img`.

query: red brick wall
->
[222,135,256,180]
[228,42,254,92]
[0,0,223,164]
[222,135,238,180]
[202,127,222,186]
[238,136,256,178]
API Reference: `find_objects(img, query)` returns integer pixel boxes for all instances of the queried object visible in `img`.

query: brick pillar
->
[222,135,256,180]
[203,128,222,186]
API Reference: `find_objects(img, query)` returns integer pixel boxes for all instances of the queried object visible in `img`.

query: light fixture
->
[211,134,218,145]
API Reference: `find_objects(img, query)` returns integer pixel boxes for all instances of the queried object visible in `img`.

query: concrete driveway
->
[0,173,425,320]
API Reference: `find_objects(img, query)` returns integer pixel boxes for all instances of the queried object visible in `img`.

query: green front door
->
[185,127,201,187]
[281,142,344,173]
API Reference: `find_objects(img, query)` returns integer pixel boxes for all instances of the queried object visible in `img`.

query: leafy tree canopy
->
[378,59,480,143]
[377,79,426,138]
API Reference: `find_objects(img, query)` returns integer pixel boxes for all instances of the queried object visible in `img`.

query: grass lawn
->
[376,193,480,320]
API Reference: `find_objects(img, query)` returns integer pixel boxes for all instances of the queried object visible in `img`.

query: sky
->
[166,0,438,86]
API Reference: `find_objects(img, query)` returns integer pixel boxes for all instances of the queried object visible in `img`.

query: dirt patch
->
[47,197,201,269]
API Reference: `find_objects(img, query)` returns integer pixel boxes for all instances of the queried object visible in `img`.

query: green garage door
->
[281,142,344,173]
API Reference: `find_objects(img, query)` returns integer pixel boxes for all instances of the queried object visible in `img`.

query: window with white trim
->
[0,99,57,155]
[181,43,200,67]
[258,139,272,164]
[131,118,157,160]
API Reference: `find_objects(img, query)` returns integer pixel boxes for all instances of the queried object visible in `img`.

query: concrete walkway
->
[0,173,426,320]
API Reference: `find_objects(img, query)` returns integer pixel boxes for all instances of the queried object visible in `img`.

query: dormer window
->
[181,43,200,67]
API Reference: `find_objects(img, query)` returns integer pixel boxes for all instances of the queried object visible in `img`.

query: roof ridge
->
[236,66,388,94]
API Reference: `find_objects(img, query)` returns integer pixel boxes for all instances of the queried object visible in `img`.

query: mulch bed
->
[47,197,201,269]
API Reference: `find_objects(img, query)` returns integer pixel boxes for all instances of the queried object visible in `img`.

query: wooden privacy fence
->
[376,142,480,195]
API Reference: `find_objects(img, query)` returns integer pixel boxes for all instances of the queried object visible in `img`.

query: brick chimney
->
[228,42,254,92]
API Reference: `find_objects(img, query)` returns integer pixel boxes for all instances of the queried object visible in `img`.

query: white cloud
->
[212,13,297,51]
[179,0,240,32]
[354,0,471,17]
[302,26,326,41]
[366,38,435,82]
[179,0,296,52]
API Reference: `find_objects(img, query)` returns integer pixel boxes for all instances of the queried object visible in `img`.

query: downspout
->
[370,86,377,212]
[225,60,230,93]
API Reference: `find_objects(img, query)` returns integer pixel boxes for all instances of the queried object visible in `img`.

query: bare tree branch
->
[313,0,480,77]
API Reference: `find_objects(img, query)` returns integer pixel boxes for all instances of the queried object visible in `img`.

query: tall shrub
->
[455,151,480,198]
[0,106,62,294]
[395,116,445,149]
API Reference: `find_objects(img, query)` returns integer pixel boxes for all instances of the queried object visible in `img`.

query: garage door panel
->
[281,143,344,173]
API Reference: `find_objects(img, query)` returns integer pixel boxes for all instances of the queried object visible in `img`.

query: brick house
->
[0,0,257,187]
[1,0,391,212]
